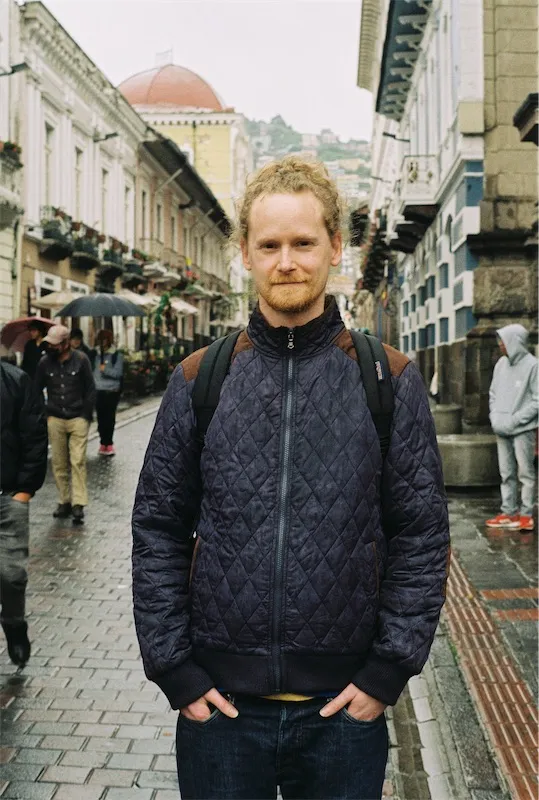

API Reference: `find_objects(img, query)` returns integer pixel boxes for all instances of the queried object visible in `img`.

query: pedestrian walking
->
[132,156,450,800]
[90,329,124,456]
[36,324,95,525]
[0,362,48,667]
[487,324,538,532]
[69,327,92,360]
[21,320,48,378]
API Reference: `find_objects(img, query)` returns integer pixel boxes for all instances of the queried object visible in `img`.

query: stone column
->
[464,0,538,427]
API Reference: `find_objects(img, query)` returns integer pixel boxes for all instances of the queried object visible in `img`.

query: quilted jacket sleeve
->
[132,365,214,709]
[353,362,450,705]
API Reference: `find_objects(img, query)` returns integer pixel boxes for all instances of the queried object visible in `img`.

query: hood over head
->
[497,324,529,364]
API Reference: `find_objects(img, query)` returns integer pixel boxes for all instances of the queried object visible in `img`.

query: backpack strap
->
[350,330,395,460]
[192,331,243,446]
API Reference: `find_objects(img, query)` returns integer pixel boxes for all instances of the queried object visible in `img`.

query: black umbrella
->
[58,293,146,318]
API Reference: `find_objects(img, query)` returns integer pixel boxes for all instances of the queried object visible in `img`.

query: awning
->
[32,290,78,309]
[143,263,168,278]
[153,270,183,285]
[118,289,160,310]
[170,297,199,316]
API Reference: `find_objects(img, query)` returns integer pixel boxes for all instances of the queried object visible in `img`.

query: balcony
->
[0,147,23,230]
[139,238,164,261]
[71,228,101,271]
[398,156,439,223]
[161,246,187,271]
[40,207,74,261]
[98,246,125,283]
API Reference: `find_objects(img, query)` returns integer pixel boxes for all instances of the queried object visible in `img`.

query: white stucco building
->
[0,0,25,325]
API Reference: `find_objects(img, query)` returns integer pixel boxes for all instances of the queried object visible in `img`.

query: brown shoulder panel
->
[333,330,409,377]
[180,331,254,384]
[382,343,409,378]
[180,347,208,383]
[232,330,254,360]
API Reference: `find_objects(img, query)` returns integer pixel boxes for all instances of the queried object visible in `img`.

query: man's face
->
[70,337,82,349]
[29,328,40,341]
[48,339,70,359]
[498,339,507,357]
[241,191,342,318]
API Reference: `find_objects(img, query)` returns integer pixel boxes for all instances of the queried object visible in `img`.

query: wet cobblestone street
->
[0,406,536,799]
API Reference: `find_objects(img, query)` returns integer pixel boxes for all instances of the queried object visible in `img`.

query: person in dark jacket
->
[0,362,48,667]
[36,324,96,525]
[132,157,450,800]
[69,327,92,360]
[89,329,124,456]
[21,320,48,378]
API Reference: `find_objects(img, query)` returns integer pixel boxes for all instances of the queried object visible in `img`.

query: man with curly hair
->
[133,157,450,799]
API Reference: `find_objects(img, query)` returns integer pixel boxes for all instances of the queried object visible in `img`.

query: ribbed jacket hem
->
[193,648,368,697]
[352,655,414,705]
[153,659,215,710]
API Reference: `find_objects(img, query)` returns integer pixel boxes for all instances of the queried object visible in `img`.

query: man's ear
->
[330,231,342,267]
[240,238,251,271]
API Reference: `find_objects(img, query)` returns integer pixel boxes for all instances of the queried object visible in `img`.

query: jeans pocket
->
[178,703,223,726]
[340,707,384,726]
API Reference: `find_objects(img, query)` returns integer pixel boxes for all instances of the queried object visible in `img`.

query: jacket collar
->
[247,295,344,357]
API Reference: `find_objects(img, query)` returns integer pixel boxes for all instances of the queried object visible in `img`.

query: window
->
[142,190,148,238]
[455,307,476,339]
[124,186,132,243]
[439,318,449,343]
[439,263,449,289]
[418,285,426,306]
[453,280,464,305]
[403,335,409,353]
[426,323,436,347]
[403,300,409,317]
[156,203,163,242]
[74,148,83,219]
[44,123,54,206]
[418,328,427,349]
[426,276,436,299]
[171,216,176,251]
[183,224,189,256]
[101,169,109,231]
[411,294,416,313]
[411,332,416,351]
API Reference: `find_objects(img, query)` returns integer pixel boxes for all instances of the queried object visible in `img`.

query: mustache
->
[269,276,308,285]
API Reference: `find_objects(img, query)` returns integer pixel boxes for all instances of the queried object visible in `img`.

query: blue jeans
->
[496,431,537,516]
[176,694,388,799]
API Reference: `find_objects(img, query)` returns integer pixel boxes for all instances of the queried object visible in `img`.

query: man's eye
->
[262,243,277,250]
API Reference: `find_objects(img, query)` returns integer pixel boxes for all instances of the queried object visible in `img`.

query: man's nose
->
[277,246,294,271]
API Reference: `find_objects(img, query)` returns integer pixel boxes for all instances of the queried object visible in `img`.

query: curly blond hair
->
[233,156,343,244]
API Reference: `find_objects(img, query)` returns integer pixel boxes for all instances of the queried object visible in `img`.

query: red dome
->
[119,64,224,111]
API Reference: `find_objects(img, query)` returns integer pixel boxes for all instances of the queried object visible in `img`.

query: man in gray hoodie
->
[487,324,538,531]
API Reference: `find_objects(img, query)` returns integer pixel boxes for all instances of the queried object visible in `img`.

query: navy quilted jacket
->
[132,299,450,710]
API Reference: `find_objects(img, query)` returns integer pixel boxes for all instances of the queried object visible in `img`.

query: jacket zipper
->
[272,329,296,691]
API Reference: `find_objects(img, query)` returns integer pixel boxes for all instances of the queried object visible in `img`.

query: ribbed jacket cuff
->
[352,655,413,706]
[153,659,215,710]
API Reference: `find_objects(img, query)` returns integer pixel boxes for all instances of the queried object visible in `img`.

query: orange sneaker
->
[485,514,521,529]
[520,516,535,531]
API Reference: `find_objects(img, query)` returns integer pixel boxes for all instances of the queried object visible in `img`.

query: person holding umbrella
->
[21,320,49,378]
[36,325,96,525]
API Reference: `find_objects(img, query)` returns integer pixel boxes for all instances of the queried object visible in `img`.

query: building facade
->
[0,0,25,326]
[358,0,538,424]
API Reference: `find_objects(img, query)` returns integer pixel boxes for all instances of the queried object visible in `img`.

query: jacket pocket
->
[189,537,201,589]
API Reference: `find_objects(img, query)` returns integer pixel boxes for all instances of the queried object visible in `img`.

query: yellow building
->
[118,64,252,221]
[119,64,252,326]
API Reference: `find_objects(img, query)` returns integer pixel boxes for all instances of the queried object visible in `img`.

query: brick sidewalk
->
[445,492,539,800]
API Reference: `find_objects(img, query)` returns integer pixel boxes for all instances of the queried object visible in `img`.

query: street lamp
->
[382,132,411,143]
[93,132,119,143]
[0,62,29,77]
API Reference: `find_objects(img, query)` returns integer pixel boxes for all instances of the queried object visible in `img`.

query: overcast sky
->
[44,0,373,142]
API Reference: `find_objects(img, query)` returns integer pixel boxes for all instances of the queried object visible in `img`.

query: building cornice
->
[131,107,239,126]
[357,0,384,91]
[20,2,148,147]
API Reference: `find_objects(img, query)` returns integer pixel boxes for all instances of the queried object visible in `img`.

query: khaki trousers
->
[47,416,89,507]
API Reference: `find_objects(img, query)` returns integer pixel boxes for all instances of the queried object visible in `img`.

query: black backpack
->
[192,330,394,459]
